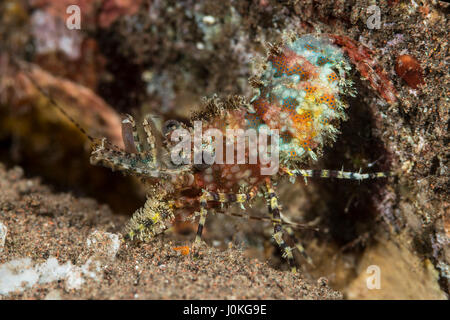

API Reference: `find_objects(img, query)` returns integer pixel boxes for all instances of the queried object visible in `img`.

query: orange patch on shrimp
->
[327,72,338,83]
[304,83,317,95]
[318,94,336,109]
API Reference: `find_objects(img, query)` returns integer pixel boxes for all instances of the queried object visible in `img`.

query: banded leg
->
[143,117,158,166]
[265,179,296,273]
[284,226,314,267]
[288,168,392,181]
[121,114,143,153]
[90,135,189,178]
[214,210,316,231]
[195,192,209,244]
[215,204,314,267]
[194,189,257,244]
[90,138,161,178]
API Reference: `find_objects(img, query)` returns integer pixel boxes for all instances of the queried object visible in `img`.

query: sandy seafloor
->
[0,164,342,299]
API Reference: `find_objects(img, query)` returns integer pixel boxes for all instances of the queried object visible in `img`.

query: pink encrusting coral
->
[248,34,354,163]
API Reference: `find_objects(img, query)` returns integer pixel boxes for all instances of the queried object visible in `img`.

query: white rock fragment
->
[76,230,122,285]
[0,221,7,253]
[0,258,39,295]
[0,256,100,295]
[35,257,72,284]
[86,230,121,261]
[0,231,122,296]
[65,265,86,290]
[0,257,87,295]
[202,15,216,25]
[196,42,205,50]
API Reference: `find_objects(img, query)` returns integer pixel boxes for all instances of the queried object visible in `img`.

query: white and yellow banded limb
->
[287,168,392,180]
[90,138,162,177]
[265,179,296,273]
[121,114,143,153]
[194,190,257,244]
[284,226,314,267]
[142,116,158,167]
[215,210,318,231]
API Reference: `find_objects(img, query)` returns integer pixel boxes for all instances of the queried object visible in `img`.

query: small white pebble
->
[0,222,7,253]
[86,230,121,260]
[202,15,216,25]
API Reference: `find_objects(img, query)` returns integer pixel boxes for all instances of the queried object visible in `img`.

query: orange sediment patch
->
[173,246,190,256]
[395,54,424,89]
